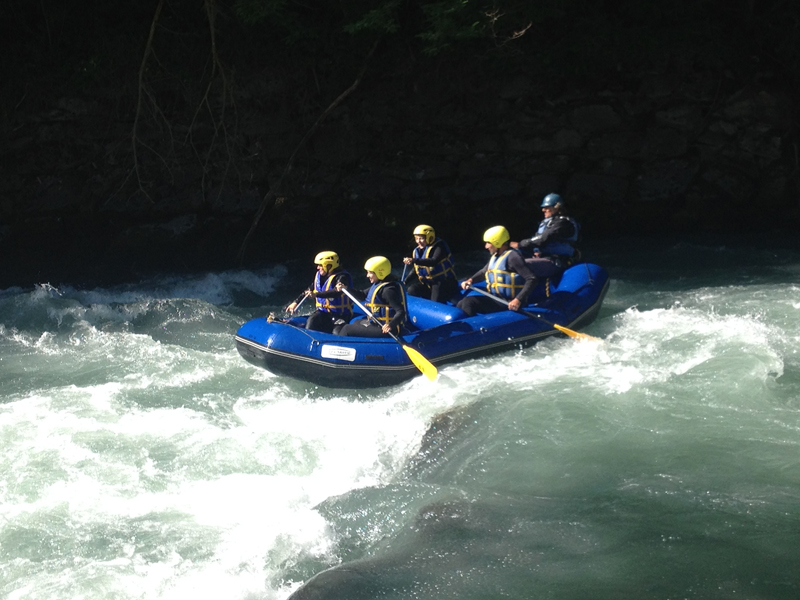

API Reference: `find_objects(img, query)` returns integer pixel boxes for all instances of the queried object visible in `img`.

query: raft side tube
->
[406,295,468,330]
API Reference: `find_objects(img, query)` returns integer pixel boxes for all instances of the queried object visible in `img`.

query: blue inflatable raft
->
[235,263,609,388]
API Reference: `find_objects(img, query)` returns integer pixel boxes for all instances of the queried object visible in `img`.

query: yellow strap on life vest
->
[413,242,456,284]
[366,282,395,326]
[486,250,526,299]
[315,273,353,315]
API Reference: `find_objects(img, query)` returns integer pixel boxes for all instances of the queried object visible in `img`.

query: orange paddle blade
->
[553,324,600,341]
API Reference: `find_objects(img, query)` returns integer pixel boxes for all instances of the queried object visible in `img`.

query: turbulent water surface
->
[2,237,799,600]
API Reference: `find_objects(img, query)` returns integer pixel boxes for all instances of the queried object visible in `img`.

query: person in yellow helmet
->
[402,224,459,303]
[456,225,537,317]
[286,251,353,333]
[335,256,408,337]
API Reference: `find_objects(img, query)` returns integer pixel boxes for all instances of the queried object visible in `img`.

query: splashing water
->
[2,242,800,600]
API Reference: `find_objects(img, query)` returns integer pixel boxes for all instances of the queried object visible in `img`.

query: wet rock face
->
[2,60,797,287]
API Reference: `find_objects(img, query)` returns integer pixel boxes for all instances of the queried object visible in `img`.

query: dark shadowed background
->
[2,0,798,287]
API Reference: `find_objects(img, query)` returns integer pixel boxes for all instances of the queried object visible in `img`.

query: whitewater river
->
[2,237,799,600]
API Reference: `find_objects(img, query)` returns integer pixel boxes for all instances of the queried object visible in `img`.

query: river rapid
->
[2,236,799,600]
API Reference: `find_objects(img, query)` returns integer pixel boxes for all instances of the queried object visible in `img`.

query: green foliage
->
[232,0,314,46]
[416,1,484,55]
[232,0,497,56]
[6,0,799,119]
[343,0,402,35]
[233,0,287,25]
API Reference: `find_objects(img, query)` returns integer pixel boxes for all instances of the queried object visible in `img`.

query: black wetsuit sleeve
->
[382,283,407,330]
[506,252,537,304]
[526,217,575,247]
[347,286,368,303]
[468,260,490,283]
[410,243,446,267]
[315,272,352,298]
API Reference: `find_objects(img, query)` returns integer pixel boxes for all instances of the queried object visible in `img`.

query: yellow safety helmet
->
[413,224,435,245]
[314,251,339,273]
[483,225,510,248]
[364,256,391,280]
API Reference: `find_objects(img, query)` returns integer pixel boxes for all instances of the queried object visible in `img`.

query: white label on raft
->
[321,345,357,361]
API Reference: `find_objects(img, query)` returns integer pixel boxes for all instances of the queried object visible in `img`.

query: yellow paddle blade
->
[402,344,438,381]
[553,324,600,341]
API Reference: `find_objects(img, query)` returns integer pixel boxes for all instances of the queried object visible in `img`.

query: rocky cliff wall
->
[1,59,797,287]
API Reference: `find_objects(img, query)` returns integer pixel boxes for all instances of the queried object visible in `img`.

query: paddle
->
[278,291,310,317]
[465,284,599,341]
[268,291,312,323]
[290,292,310,313]
[339,286,438,381]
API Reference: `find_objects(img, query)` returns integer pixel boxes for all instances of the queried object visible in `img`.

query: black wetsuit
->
[404,240,459,304]
[292,269,352,334]
[518,214,580,277]
[336,276,407,338]
[456,248,537,317]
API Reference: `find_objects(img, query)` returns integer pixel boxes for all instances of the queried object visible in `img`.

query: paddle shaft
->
[339,286,438,381]
[465,284,596,340]
[284,292,310,316]
[465,284,538,317]
[295,293,309,311]
[339,286,403,343]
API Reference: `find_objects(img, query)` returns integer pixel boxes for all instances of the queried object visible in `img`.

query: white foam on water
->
[1,355,465,600]
[3,270,800,600]
[49,266,289,307]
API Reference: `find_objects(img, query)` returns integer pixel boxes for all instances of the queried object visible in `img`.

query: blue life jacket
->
[534,215,580,258]
[314,269,353,318]
[366,281,408,326]
[413,238,456,285]
[486,249,526,300]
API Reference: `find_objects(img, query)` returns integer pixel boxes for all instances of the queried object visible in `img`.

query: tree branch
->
[236,39,380,263]
[128,0,164,204]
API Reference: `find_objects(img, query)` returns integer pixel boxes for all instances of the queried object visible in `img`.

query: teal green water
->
[1,239,799,600]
